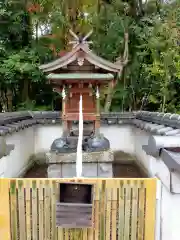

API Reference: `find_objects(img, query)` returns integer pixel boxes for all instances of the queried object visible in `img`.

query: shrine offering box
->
[56,182,94,228]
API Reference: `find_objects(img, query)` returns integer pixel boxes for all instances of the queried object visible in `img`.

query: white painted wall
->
[101,125,135,154]
[34,125,63,154]
[0,128,35,177]
[1,123,180,240]
[34,125,135,153]
[0,124,135,177]
[132,127,180,240]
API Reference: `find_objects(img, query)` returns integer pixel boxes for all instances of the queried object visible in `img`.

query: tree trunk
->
[0,91,8,112]
[161,73,169,113]
[104,89,114,113]
[22,0,31,47]
[6,89,13,111]
[161,94,166,113]
[103,31,128,112]
[104,69,123,112]
[121,68,127,111]
[22,79,29,102]
[35,21,39,43]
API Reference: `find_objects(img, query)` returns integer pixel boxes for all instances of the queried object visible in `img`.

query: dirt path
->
[113,163,144,178]
[24,164,48,178]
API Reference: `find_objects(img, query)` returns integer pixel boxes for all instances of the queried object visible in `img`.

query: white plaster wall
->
[2,123,180,240]
[132,127,171,182]
[34,125,135,154]
[0,124,135,178]
[0,124,164,178]
[132,127,163,177]
[34,125,63,153]
[160,184,180,240]
[160,185,179,240]
[132,127,180,240]
[0,128,35,177]
[101,125,135,153]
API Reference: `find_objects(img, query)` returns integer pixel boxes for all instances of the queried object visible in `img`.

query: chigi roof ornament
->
[39,28,123,73]
[68,29,93,48]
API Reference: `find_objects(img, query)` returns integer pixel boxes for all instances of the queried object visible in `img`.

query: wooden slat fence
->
[0,178,156,240]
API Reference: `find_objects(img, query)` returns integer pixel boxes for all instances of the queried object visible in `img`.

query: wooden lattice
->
[0,178,156,240]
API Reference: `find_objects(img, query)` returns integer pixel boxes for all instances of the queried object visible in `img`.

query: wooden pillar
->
[0,179,11,239]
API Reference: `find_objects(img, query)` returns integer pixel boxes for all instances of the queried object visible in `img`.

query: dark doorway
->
[59,183,93,204]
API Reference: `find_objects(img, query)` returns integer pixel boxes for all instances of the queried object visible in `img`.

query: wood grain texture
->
[32,180,38,240]
[38,180,45,240]
[56,202,92,228]
[9,180,18,240]
[17,180,26,240]
[124,180,131,240]
[4,178,157,240]
[44,180,51,240]
[25,180,32,240]
[0,179,11,240]
[131,180,138,240]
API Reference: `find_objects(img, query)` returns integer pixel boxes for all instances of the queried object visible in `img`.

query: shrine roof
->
[47,73,114,80]
[39,44,122,73]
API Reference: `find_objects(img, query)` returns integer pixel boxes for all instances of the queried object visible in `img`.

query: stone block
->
[46,150,114,164]
[62,163,98,178]
[47,162,113,178]
[98,163,113,177]
[48,165,62,178]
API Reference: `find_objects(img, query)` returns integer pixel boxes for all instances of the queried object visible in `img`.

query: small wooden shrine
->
[40,30,123,136]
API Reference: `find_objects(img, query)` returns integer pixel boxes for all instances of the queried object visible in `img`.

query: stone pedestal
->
[46,150,114,178]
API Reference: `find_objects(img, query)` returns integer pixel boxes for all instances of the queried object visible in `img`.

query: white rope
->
[76,95,83,177]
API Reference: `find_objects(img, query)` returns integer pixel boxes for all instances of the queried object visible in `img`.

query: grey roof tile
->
[161,149,180,172]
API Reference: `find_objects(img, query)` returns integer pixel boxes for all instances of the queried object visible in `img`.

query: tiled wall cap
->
[144,123,157,131]
[164,129,180,136]
[146,123,159,131]
[148,135,180,153]
[1,110,180,136]
[161,149,180,174]
[148,125,164,133]
[156,127,174,135]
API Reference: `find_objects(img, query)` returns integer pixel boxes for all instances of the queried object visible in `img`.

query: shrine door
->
[68,93,95,114]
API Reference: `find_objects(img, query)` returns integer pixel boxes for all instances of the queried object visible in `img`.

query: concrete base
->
[47,162,113,178]
[46,149,114,178]
[46,149,113,163]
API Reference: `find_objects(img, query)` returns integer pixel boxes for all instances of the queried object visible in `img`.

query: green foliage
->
[17,100,52,111]
[91,0,180,112]
[91,2,126,61]
[1,0,180,113]
[0,48,45,86]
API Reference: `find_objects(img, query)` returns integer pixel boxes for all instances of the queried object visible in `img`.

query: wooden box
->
[56,182,94,228]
